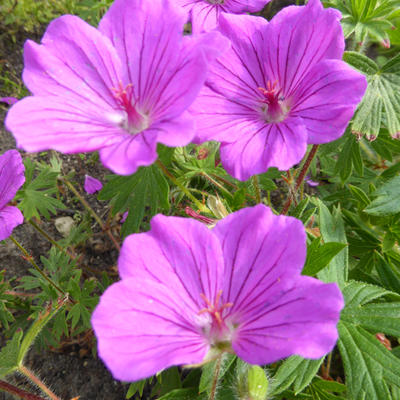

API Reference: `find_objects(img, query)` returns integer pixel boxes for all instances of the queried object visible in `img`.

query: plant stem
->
[281,145,319,215]
[61,177,120,251]
[0,379,46,400]
[209,356,223,400]
[252,175,262,203]
[211,174,257,202]
[9,235,65,297]
[19,365,61,400]
[200,171,233,199]
[28,220,64,252]
[156,159,210,213]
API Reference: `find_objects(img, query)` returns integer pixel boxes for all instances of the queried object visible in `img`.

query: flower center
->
[207,0,224,4]
[110,82,150,135]
[258,81,289,123]
[198,290,234,345]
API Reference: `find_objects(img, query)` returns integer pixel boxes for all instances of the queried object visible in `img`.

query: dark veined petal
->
[0,206,24,241]
[0,150,25,209]
[219,117,307,181]
[212,205,343,364]
[22,15,122,109]
[264,0,344,97]
[99,0,214,121]
[233,277,343,364]
[118,214,224,311]
[6,96,123,154]
[291,59,367,144]
[91,277,209,381]
[213,205,307,313]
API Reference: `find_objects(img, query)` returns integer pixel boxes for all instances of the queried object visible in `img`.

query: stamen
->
[198,291,233,327]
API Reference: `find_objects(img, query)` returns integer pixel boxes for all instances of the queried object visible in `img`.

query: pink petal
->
[0,150,25,209]
[0,97,18,105]
[22,15,122,109]
[91,277,208,381]
[0,206,24,241]
[118,214,224,307]
[213,205,307,313]
[292,59,367,144]
[233,277,343,364]
[264,0,344,96]
[6,96,122,154]
[99,131,158,175]
[84,175,103,194]
[99,0,212,121]
[219,117,308,181]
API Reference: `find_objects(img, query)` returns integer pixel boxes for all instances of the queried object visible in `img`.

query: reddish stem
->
[281,145,319,215]
[0,379,46,400]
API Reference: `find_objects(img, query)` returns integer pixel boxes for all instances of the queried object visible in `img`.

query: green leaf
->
[270,355,324,396]
[317,201,348,286]
[247,366,268,400]
[17,158,65,220]
[303,238,347,277]
[341,280,398,307]
[126,379,148,399]
[99,164,169,236]
[364,175,400,216]
[158,388,206,400]
[0,330,23,378]
[342,302,400,336]
[18,298,66,364]
[345,52,400,139]
[338,321,400,400]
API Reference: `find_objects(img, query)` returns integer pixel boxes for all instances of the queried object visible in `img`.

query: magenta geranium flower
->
[5,0,227,176]
[84,175,103,194]
[176,0,269,33]
[91,205,343,381]
[191,0,367,180]
[0,150,25,241]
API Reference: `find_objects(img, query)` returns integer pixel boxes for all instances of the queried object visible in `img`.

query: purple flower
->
[305,175,319,187]
[176,0,269,33]
[0,150,25,241]
[91,205,343,381]
[0,97,18,106]
[190,0,367,181]
[5,0,228,176]
[84,175,103,194]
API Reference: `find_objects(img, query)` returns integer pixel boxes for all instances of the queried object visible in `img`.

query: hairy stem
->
[156,159,210,213]
[252,175,262,203]
[0,379,46,400]
[281,145,319,215]
[209,356,223,400]
[61,177,120,251]
[200,171,233,199]
[19,366,61,400]
[9,235,66,297]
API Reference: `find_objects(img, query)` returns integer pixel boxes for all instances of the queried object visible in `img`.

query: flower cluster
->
[3,0,364,383]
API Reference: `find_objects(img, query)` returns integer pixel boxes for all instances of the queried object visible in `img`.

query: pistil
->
[258,80,288,123]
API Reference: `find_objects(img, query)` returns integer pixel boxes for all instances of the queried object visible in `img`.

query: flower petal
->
[84,175,103,194]
[233,277,343,364]
[219,117,308,181]
[118,214,224,308]
[98,132,158,175]
[292,59,367,143]
[91,277,208,381]
[6,96,122,154]
[213,205,307,313]
[0,150,25,209]
[23,15,122,109]
[264,0,344,96]
[0,206,24,241]
[99,0,211,121]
